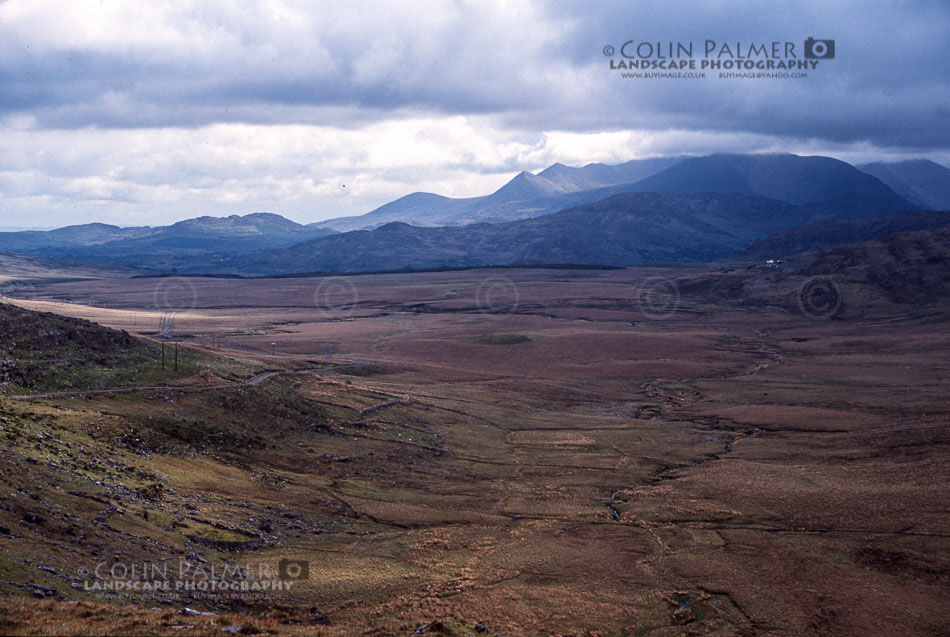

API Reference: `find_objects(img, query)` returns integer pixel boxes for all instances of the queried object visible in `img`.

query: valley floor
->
[0,267,947,635]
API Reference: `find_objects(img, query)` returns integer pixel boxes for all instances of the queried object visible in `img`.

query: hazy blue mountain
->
[312,154,917,232]
[0,154,925,276]
[231,192,818,275]
[856,160,950,210]
[629,153,914,206]
[536,157,682,191]
[489,170,575,199]
[311,157,683,231]
[0,223,154,250]
[0,213,336,269]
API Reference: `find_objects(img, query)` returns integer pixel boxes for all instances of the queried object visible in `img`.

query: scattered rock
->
[30,584,57,597]
[309,608,330,625]
[673,606,694,625]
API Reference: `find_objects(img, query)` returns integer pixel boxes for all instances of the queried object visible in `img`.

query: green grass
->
[0,302,259,395]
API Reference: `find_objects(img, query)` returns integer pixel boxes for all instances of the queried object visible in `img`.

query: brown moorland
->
[0,264,946,635]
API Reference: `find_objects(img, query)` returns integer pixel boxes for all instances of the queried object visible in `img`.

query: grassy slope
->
[0,302,231,394]
[0,302,473,634]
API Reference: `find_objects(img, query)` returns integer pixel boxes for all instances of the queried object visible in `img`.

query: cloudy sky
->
[0,0,947,229]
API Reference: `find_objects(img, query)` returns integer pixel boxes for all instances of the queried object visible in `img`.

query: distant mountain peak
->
[310,153,934,233]
[489,170,572,200]
[631,153,914,206]
[171,212,304,232]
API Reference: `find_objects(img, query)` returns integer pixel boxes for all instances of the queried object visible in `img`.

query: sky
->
[0,0,947,229]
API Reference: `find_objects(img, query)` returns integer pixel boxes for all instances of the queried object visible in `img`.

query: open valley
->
[0,267,946,634]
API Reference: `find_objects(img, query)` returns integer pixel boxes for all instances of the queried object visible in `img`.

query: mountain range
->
[230,192,807,275]
[311,156,685,232]
[313,153,937,232]
[0,152,944,275]
[0,213,335,270]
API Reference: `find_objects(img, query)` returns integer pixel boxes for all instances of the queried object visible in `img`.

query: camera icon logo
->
[278,559,310,580]
[804,37,835,59]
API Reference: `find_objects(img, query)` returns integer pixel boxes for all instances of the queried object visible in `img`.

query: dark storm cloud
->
[0,0,567,128]
[0,0,947,230]
[542,0,950,148]
[1,0,946,149]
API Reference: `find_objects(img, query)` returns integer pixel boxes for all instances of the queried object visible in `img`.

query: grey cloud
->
[0,0,947,230]
[0,0,946,149]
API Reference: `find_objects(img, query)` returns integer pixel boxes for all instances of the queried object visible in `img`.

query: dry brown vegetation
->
[0,266,947,635]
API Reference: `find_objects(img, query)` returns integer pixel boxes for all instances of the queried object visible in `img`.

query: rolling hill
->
[0,250,137,285]
[0,213,336,270]
[857,160,950,210]
[231,192,812,275]
[629,153,914,206]
[745,211,949,259]
[800,225,950,303]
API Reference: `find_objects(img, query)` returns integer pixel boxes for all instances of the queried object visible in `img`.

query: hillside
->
[0,302,202,393]
[0,213,336,270]
[234,192,809,274]
[631,153,915,207]
[857,160,950,210]
[801,225,950,303]
[0,302,347,628]
[0,250,137,285]
[745,211,949,258]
